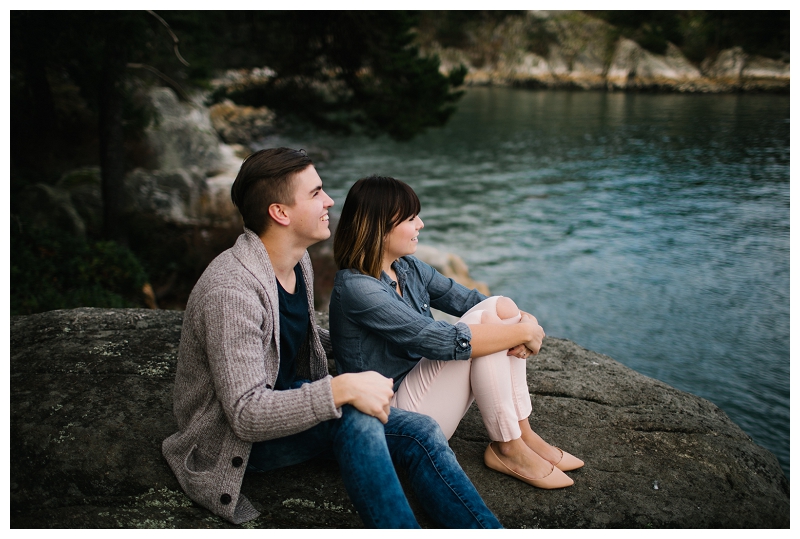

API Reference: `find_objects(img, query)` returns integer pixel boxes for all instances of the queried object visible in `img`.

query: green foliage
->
[11,10,469,176]
[415,11,551,69]
[206,11,466,141]
[10,11,167,123]
[525,17,559,58]
[695,11,790,61]
[416,11,520,49]
[10,224,149,316]
[10,11,169,192]
[591,11,682,55]
[589,10,789,62]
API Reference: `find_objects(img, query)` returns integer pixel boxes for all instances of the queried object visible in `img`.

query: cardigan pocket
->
[183,443,216,477]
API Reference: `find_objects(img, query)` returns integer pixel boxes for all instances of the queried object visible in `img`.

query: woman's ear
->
[268,203,291,227]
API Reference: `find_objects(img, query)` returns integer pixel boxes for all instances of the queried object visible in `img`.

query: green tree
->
[588,10,790,61]
[180,11,466,141]
[11,10,467,244]
[11,11,182,242]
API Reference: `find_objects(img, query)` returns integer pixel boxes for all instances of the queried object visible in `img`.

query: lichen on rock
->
[10,307,789,528]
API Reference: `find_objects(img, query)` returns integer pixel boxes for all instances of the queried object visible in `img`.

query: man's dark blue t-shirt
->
[274,263,309,390]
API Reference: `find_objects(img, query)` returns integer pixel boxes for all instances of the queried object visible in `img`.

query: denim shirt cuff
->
[453,322,473,360]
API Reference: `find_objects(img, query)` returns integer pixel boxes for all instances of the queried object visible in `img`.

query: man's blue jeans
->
[247,396,502,528]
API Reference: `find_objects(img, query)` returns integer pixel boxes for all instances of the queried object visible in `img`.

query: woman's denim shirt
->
[329,255,487,390]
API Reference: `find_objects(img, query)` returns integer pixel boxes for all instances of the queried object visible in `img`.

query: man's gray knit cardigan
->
[162,228,342,524]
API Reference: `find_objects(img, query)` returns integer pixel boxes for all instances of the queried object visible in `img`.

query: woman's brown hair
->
[334,176,421,279]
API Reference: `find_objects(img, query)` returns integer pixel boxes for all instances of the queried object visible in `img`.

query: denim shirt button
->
[422,303,428,310]
[460,342,468,348]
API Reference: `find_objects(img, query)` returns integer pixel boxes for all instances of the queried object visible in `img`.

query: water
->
[259,87,790,479]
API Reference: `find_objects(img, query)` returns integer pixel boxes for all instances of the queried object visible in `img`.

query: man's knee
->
[391,408,449,447]
[415,414,449,447]
[338,404,385,437]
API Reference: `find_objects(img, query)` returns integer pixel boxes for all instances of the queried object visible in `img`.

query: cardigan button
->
[232,456,243,468]
[221,493,232,505]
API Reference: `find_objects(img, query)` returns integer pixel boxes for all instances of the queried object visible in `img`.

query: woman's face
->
[384,214,424,261]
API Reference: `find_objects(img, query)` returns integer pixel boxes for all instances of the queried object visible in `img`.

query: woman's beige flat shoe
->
[552,447,584,471]
[484,443,574,489]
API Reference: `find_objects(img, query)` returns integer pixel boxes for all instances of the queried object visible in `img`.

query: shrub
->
[10,223,149,316]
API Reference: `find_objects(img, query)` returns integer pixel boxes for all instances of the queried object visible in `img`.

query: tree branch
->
[147,10,190,67]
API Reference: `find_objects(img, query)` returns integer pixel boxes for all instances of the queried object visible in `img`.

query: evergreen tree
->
[10,10,466,241]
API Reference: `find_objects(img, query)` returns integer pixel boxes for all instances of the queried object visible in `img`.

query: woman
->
[329,176,584,489]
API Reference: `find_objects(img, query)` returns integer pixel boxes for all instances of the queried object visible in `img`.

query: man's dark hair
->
[230,148,313,234]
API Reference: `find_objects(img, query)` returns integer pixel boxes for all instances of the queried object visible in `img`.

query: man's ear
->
[268,203,291,227]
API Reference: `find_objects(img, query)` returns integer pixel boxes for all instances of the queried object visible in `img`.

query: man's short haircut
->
[334,175,421,279]
[230,148,313,234]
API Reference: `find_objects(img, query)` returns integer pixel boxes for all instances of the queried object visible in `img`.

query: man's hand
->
[331,371,394,424]
[519,311,545,355]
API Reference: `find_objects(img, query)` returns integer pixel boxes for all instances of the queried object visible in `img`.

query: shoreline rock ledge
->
[11,308,789,528]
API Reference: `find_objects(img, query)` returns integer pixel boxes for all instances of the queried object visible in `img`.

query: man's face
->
[284,166,334,246]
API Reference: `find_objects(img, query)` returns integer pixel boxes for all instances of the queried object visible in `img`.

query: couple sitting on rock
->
[162,148,584,528]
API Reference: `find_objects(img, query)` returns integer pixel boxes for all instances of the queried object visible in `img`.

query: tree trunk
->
[22,52,56,132]
[98,45,127,243]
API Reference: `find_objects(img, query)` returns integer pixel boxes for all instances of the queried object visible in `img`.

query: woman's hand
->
[520,312,545,355]
[467,310,545,357]
[507,344,530,358]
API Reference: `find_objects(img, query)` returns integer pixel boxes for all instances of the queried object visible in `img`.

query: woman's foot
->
[550,448,585,472]
[484,442,573,489]
[519,420,584,471]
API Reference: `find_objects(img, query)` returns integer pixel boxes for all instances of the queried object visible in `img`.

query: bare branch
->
[127,63,192,102]
[147,10,190,67]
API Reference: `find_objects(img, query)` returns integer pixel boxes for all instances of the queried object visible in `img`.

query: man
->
[162,147,502,528]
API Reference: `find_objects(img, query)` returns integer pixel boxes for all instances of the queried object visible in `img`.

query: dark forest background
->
[9,10,790,315]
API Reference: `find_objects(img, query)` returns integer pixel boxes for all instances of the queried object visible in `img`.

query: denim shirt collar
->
[381,257,411,291]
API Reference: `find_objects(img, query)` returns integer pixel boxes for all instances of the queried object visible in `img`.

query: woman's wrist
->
[518,323,536,345]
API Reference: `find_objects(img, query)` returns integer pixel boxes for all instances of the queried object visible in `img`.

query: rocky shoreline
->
[426,11,789,94]
[10,308,789,528]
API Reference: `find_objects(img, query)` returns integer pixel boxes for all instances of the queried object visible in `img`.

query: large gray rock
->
[129,87,245,227]
[607,39,703,91]
[143,87,231,177]
[124,169,206,225]
[10,308,789,528]
[209,99,277,145]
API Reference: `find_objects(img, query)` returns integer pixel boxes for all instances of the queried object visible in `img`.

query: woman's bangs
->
[390,183,421,226]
